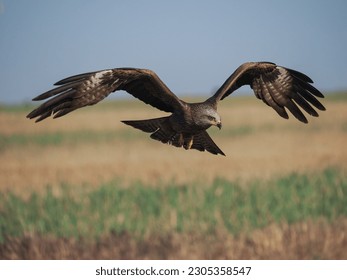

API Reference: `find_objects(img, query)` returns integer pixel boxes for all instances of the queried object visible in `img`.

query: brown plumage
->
[27,62,325,156]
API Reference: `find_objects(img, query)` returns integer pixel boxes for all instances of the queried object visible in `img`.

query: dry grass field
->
[1,93,347,259]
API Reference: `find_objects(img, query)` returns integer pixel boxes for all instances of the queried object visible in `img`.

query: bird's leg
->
[183,136,194,150]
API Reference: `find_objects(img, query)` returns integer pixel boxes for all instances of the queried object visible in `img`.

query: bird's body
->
[27,62,326,156]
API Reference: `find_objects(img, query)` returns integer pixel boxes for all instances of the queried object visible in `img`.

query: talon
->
[187,138,193,149]
[184,137,194,150]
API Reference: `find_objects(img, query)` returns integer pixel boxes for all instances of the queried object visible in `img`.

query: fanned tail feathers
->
[122,117,176,143]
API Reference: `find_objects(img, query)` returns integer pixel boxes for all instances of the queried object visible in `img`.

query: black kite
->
[27,62,325,156]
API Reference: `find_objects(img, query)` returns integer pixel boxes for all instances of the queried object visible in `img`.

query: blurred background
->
[1,0,347,259]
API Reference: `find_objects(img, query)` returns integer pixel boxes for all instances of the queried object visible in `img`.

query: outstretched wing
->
[27,68,184,122]
[211,62,325,123]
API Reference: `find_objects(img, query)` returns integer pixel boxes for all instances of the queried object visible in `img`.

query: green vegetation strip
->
[0,130,139,149]
[0,169,346,242]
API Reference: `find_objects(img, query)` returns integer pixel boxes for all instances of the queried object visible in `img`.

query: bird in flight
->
[27,62,325,156]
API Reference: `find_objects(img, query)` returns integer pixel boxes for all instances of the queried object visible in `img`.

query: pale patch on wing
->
[87,70,113,88]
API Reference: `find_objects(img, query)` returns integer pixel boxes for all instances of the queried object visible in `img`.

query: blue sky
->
[1,0,346,104]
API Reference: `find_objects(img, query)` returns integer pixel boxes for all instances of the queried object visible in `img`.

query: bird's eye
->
[207,116,215,121]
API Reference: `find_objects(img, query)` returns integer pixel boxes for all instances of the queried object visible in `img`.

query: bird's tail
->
[121,117,176,144]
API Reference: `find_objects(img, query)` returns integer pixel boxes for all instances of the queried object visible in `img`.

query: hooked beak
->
[217,122,222,130]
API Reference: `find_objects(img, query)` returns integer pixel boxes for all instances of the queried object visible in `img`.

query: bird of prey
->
[27,62,325,156]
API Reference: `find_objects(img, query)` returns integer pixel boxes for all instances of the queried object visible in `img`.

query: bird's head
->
[198,108,222,130]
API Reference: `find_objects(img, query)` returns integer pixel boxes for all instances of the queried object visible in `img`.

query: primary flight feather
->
[27,62,325,156]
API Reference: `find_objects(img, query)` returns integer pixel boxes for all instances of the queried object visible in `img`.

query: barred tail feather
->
[121,117,176,144]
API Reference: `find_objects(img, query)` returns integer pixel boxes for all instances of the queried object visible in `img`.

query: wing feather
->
[211,62,325,123]
[27,68,184,122]
[258,74,290,119]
